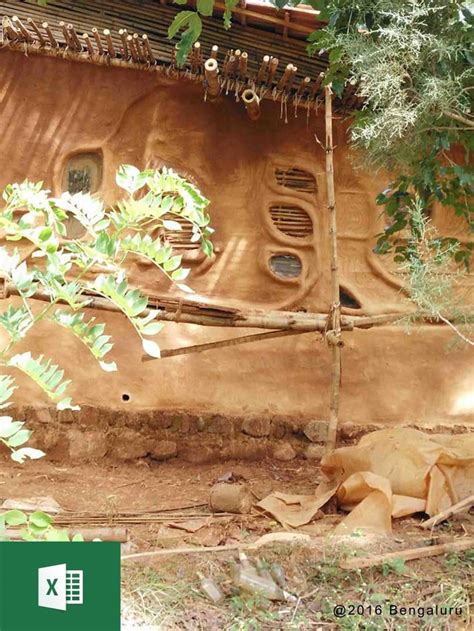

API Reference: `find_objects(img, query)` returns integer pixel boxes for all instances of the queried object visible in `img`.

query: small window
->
[270,204,313,238]
[62,152,103,239]
[269,254,302,278]
[340,287,361,309]
[164,215,200,251]
[63,152,103,194]
[275,168,316,193]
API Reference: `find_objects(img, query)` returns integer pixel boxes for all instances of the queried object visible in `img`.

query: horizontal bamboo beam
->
[142,328,311,362]
[1,282,469,333]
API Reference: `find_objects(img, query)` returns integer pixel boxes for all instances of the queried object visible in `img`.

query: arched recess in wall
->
[61,151,104,238]
[339,286,362,310]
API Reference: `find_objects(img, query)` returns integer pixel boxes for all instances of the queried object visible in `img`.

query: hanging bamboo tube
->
[242,88,261,120]
[127,34,139,61]
[310,71,325,100]
[83,32,94,56]
[59,21,71,47]
[103,29,116,57]
[119,28,129,58]
[210,45,218,59]
[142,34,155,63]
[91,27,104,54]
[11,16,33,42]
[256,54,270,85]
[133,33,145,62]
[324,84,341,454]
[204,58,220,98]
[267,57,279,86]
[27,18,46,46]
[67,24,82,51]
[276,63,295,91]
[239,51,248,79]
[42,22,58,48]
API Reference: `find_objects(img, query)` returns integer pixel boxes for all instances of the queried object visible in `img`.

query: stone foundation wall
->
[7,406,471,464]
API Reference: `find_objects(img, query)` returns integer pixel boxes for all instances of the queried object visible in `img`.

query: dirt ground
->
[1,457,473,630]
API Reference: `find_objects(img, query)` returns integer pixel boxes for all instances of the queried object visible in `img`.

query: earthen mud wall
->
[0,50,472,460]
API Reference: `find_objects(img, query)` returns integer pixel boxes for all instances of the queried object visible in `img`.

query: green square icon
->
[0,542,120,631]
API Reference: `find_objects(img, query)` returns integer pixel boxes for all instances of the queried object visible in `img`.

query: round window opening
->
[269,254,302,279]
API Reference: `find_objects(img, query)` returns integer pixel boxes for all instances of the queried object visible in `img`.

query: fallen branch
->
[339,537,474,570]
[421,495,474,530]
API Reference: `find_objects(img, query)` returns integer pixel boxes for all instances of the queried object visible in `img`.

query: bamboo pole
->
[204,58,220,98]
[142,329,311,362]
[83,32,94,56]
[91,27,104,54]
[119,28,129,58]
[42,22,58,48]
[325,84,341,455]
[421,495,474,530]
[242,88,261,120]
[340,538,474,570]
[103,28,116,57]
[27,18,46,46]
[11,16,33,43]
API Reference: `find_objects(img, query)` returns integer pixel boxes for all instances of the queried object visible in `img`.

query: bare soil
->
[1,457,473,630]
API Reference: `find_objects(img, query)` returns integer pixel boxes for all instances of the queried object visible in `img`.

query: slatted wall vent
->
[164,215,200,250]
[270,204,313,238]
[275,168,316,193]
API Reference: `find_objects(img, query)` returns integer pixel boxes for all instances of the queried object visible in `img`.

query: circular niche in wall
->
[269,253,302,279]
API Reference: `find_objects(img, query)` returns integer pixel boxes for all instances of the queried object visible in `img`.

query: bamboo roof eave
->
[0,0,361,118]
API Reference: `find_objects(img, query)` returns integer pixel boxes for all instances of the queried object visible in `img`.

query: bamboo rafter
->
[0,5,358,119]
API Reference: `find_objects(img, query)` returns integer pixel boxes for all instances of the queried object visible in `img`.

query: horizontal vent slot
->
[164,215,200,250]
[275,168,316,193]
[270,204,313,238]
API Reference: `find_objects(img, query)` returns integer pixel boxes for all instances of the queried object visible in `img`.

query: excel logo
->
[38,564,83,610]
[0,542,120,630]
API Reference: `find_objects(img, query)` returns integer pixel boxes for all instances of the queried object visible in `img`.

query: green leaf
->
[142,338,161,358]
[30,511,54,528]
[11,447,45,463]
[0,417,24,439]
[197,0,214,17]
[168,10,195,38]
[4,510,27,526]
[7,429,32,447]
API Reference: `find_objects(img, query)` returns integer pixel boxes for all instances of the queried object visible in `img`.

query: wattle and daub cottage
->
[0,0,472,462]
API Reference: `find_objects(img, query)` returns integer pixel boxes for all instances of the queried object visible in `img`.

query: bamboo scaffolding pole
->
[210,44,219,59]
[27,18,46,46]
[67,24,82,51]
[133,33,145,62]
[324,84,341,455]
[59,21,72,48]
[310,71,325,100]
[256,54,270,84]
[142,329,311,362]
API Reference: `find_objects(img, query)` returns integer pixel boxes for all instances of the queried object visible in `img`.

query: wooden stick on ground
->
[340,537,474,570]
[421,495,474,530]
[324,83,342,455]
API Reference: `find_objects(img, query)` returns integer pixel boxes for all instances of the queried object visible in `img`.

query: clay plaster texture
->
[0,50,472,427]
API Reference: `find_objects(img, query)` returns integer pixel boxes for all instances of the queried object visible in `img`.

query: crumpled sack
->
[258,429,474,534]
[319,428,474,534]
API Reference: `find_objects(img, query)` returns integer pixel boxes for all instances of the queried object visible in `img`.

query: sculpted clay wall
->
[0,49,473,432]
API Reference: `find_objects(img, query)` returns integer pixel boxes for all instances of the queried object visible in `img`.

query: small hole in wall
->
[269,254,302,279]
[340,287,362,309]
[122,393,130,402]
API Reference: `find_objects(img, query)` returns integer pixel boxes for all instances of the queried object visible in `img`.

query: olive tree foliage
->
[169,0,473,262]
[0,165,213,462]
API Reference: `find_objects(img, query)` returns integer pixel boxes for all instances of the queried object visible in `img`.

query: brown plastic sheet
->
[258,429,474,534]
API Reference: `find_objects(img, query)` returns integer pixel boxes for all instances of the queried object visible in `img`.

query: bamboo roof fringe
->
[0,3,360,120]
